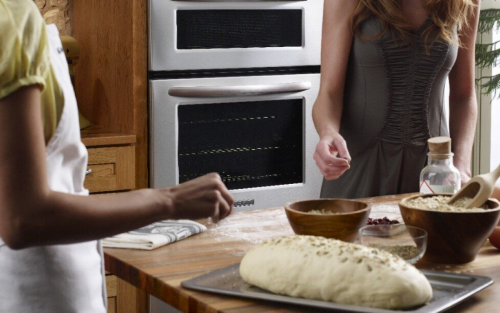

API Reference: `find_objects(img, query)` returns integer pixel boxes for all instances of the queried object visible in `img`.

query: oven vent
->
[234,199,255,208]
[177,10,302,50]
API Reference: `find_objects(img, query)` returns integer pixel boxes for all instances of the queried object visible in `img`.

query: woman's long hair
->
[351,0,476,48]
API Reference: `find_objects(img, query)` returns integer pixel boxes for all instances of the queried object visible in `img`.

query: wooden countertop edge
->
[104,252,257,312]
[104,253,207,311]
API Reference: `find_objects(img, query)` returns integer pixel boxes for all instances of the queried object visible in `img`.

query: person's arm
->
[312,0,358,180]
[0,86,233,250]
[448,0,480,185]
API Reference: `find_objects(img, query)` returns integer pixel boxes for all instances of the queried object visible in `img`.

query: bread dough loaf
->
[240,235,432,310]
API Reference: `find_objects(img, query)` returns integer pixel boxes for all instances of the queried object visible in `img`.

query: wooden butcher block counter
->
[104,194,500,313]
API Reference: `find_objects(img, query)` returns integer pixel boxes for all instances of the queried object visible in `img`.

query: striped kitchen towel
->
[102,220,207,250]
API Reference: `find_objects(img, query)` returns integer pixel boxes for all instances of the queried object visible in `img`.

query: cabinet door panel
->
[85,146,135,193]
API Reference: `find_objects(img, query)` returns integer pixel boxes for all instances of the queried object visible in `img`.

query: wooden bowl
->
[284,199,370,242]
[399,194,500,264]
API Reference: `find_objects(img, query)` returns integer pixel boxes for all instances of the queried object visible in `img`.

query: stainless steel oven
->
[148,0,323,210]
[149,0,323,71]
[150,73,321,210]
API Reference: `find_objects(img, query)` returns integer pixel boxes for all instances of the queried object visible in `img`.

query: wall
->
[491,28,500,171]
[482,0,500,171]
[477,0,500,173]
[483,0,500,9]
[34,0,73,36]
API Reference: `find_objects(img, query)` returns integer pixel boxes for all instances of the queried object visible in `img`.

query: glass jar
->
[420,153,461,194]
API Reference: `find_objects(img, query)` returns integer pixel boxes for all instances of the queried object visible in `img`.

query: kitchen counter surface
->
[104,194,500,313]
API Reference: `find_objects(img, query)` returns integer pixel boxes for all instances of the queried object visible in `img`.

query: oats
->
[308,209,342,215]
[406,196,488,212]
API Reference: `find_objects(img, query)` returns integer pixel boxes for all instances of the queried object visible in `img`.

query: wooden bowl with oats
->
[399,194,500,264]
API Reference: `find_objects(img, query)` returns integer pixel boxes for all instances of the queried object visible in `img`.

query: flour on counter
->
[205,209,292,244]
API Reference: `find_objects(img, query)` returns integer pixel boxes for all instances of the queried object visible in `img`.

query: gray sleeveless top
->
[320,18,458,199]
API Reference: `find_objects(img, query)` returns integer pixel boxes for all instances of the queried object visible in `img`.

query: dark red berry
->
[366,216,400,225]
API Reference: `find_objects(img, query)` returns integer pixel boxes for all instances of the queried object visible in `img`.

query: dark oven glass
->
[178,99,303,190]
[177,10,302,49]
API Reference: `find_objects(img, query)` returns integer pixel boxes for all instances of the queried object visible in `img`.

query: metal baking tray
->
[181,263,493,313]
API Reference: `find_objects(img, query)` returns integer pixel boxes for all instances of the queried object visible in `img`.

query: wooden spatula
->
[448,163,500,208]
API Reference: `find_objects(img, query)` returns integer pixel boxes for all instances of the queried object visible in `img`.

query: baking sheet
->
[181,264,493,313]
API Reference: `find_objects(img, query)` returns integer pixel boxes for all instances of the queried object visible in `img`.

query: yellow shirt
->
[0,0,64,144]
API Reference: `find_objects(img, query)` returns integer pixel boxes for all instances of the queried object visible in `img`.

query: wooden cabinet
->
[106,274,118,313]
[105,273,148,313]
[86,146,135,193]
[74,0,148,190]
[81,126,137,194]
[74,1,148,312]
[81,127,143,311]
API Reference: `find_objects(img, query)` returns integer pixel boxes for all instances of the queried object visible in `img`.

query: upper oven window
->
[176,10,303,50]
[178,99,304,190]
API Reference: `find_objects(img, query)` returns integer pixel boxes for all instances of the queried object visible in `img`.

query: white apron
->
[0,25,107,313]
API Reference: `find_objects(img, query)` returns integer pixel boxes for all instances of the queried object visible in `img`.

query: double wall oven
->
[149,0,324,210]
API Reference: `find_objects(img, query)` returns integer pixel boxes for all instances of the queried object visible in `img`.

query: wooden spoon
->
[448,163,500,208]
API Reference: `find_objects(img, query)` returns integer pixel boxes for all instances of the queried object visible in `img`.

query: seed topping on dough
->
[260,235,412,271]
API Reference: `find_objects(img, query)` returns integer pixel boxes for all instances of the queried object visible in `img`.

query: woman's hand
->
[458,169,471,187]
[164,173,234,223]
[313,132,351,180]
[454,161,472,187]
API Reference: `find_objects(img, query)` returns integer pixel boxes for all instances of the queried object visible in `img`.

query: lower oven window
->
[178,99,303,190]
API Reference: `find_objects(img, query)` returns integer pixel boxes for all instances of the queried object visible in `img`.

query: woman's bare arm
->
[448,0,480,184]
[312,0,358,180]
[0,86,233,249]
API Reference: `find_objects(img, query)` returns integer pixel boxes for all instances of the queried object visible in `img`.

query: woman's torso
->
[341,17,458,157]
[0,1,106,312]
[320,17,458,199]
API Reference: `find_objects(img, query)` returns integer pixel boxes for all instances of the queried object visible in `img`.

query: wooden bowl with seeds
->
[284,199,370,242]
[399,194,500,264]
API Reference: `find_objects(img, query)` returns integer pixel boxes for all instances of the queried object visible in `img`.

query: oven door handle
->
[168,82,311,98]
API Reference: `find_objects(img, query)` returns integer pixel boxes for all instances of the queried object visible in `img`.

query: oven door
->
[149,0,323,71]
[150,74,321,210]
